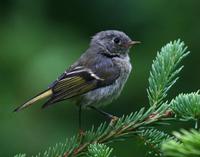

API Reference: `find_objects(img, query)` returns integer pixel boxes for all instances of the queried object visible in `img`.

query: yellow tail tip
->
[13,89,53,112]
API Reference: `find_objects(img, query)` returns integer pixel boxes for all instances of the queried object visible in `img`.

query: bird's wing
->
[42,64,120,108]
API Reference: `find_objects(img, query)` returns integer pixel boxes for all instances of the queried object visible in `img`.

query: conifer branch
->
[147,40,190,106]
[16,105,172,157]
[170,92,200,129]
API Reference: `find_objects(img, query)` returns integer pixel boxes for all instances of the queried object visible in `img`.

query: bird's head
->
[90,30,140,56]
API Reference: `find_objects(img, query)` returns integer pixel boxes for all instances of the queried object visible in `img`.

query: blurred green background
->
[0,0,199,156]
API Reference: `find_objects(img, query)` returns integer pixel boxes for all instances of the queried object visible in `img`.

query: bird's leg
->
[78,105,85,136]
[77,105,86,145]
[88,105,118,125]
[79,105,82,130]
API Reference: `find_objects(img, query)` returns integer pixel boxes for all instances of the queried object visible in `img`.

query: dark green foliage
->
[86,144,113,157]
[138,129,176,156]
[35,136,79,157]
[162,129,200,157]
[14,154,26,157]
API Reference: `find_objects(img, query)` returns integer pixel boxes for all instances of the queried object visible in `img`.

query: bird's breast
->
[80,55,132,108]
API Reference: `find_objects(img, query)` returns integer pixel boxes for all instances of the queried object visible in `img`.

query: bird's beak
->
[128,41,141,47]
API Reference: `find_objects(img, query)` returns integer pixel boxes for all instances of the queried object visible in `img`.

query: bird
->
[14,30,140,127]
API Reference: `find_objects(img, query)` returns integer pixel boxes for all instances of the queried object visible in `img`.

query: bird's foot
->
[78,129,85,136]
[78,129,85,143]
[109,115,119,127]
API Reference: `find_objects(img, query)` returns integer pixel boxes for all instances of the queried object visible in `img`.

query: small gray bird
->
[14,30,140,126]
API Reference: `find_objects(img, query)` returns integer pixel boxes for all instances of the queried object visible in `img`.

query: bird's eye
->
[113,37,121,44]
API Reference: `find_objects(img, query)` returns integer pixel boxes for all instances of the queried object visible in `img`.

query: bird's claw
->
[78,129,85,141]
[109,116,119,127]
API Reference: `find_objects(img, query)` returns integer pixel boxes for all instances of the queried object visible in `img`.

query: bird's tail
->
[14,89,53,112]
